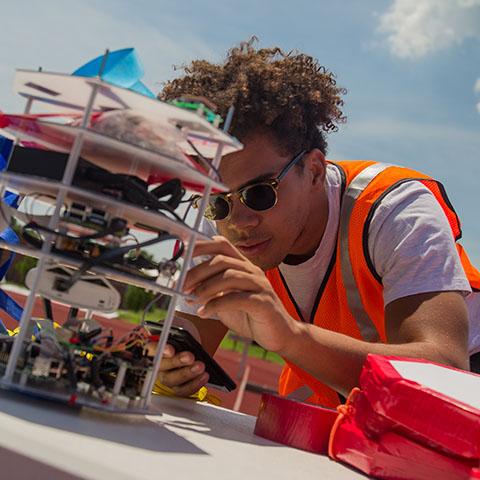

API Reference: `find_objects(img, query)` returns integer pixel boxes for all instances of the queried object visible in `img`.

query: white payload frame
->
[0,51,242,412]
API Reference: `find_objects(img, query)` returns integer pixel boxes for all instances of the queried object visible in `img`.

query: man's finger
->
[191,269,263,304]
[184,255,252,293]
[162,344,175,358]
[159,350,195,371]
[171,372,210,398]
[159,361,206,387]
[198,291,264,319]
[191,235,246,261]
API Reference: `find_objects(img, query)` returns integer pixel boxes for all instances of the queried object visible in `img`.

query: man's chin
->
[246,252,282,272]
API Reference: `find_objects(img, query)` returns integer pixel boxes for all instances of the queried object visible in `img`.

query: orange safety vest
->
[266,160,480,408]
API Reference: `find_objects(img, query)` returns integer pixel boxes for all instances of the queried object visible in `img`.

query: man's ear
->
[306,149,327,186]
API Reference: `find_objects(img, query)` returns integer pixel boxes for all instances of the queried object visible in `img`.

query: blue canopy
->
[72,48,155,98]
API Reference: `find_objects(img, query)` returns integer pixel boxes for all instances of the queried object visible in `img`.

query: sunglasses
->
[193,150,306,221]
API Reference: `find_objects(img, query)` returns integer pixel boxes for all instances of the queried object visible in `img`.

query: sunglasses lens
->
[204,184,277,220]
[206,195,230,220]
[243,184,277,211]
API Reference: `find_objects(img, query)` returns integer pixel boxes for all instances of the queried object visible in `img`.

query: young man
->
[157,41,480,407]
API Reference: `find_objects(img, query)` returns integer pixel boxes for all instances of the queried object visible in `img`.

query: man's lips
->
[235,238,272,255]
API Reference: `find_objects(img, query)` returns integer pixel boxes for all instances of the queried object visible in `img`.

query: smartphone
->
[145,321,236,392]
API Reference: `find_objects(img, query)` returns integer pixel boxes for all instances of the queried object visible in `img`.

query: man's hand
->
[170,236,469,398]
[184,236,298,354]
[157,344,209,397]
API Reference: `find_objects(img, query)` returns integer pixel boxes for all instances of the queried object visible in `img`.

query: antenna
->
[223,105,235,133]
[98,49,110,79]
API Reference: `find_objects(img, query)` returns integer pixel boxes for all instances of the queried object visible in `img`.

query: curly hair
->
[159,39,346,155]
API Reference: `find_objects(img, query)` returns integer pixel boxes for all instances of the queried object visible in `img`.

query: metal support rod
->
[232,365,250,412]
[3,77,101,382]
[143,142,225,406]
[49,51,108,216]
[236,338,252,380]
[3,255,46,380]
[113,362,127,396]
[3,67,42,173]
[98,50,110,78]
[0,181,6,220]
[2,93,35,382]
[140,368,155,399]
[3,93,34,170]
[187,130,241,149]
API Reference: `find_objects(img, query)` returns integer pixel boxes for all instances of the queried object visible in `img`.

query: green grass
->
[117,309,285,366]
[220,336,285,366]
[117,308,166,324]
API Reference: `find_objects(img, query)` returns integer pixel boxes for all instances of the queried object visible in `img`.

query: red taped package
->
[329,355,480,480]
[254,393,338,454]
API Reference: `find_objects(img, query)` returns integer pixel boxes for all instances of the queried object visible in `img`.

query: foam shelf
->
[0,239,195,298]
[1,172,208,241]
[0,379,160,414]
[14,69,242,157]
[0,114,229,192]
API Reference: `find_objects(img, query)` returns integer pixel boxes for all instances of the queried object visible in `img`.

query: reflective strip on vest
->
[339,163,391,342]
[286,384,315,403]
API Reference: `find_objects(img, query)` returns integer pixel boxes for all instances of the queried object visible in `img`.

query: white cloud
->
[378,0,480,59]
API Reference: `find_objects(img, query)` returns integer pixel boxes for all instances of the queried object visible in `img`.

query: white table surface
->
[0,390,366,480]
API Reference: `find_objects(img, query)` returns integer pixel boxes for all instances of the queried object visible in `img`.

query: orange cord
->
[328,387,361,459]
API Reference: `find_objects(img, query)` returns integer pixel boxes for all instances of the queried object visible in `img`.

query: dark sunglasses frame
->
[193,150,307,221]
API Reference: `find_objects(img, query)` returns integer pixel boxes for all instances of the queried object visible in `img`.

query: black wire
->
[178,196,198,203]
[64,307,80,329]
[120,175,184,213]
[181,195,196,221]
[125,252,158,270]
[58,233,182,291]
[126,236,184,271]
[64,350,78,391]
[149,178,185,210]
[74,160,187,221]
[91,356,103,388]
[43,297,54,321]
[186,139,221,180]
[21,223,184,277]
[141,293,166,328]
[24,217,127,242]
[20,228,43,249]
[156,203,186,224]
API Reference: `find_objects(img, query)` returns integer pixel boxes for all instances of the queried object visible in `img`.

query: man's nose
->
[228,197,261,229]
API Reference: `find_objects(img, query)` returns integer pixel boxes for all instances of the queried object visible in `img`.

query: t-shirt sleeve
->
[175,217,218,315]
[367,181,471,306]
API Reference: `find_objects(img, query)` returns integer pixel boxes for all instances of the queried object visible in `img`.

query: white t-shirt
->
[178,163,480,354]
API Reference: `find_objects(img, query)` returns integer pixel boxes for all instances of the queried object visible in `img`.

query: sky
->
[1,0,480,263]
